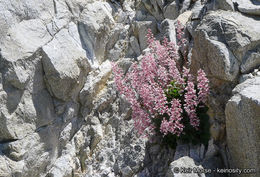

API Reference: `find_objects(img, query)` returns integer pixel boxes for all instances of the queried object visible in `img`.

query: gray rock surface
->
[0,0,260,176]
[192,11,260,83]
[225,76,260,176]
[216,0,234,11]
[163,1,179,20]
[235,0,260,16]
[161,19,177,45]
[133,20,157,51]
[130,36,142,56]
[0,19,52,90]
[241,45,260,73]
[42,23,91,101]
[78,1,115,66]
[166,156,205,177]
[142,0,165,21]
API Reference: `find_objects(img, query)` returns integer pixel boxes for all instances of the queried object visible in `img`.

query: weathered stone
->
[0,127,59,177]
[133,20,157,51]
[62,102,79,123]
[193,11,260,62]
[193,33,239,82]
[0,88,56,140]
[241,46,260,73]
[176,10,192,26]
[204,139,219,160]
[191,11,260,85]
[0,156,10,177]
[166,156,205,177]
[239,73,254,83]
[89,124,103,150]
[107,24,131,61]
[225,76,260,174]
[140,140,175,177]
[0,0,54,41]
[78,1,115,66]
[209,40,239,81]
[180,0,191,13]
[130,36,142,56]
[117,58,135,74]
[186,1,206,37]
[46,0,71,36]
[42,23,91,101]
[190,0,206,20]
[235,0,260,16]
[80,60,112,116]
[189,144,201,162]
[163,1,179,20]
[0,19,52,89]
[0,19,52,62]
[107,39,128,61]
[1,0,260,176]
[173,143,189,160]
[216,0,234,11]
[121,166,134,177]
[199,144,205,160]
[46,143,77,177]
[160,19,177,44]
[142,0,164,21]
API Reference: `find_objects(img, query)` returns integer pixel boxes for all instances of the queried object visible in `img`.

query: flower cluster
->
[112,25,209,144]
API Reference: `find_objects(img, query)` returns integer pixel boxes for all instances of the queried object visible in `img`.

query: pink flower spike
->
[197,69,209,104]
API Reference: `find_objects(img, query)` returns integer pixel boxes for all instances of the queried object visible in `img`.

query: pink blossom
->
[197,69,209,104]
[160,118,170,136]
[184,81,199,129]
[168,99,184,136]
[112,29,209,137]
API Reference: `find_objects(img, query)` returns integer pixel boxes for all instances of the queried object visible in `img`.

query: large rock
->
[235,0,260,16]
[0,19,52,89]
[192,11,260,83]
[42,23,91,101]
[192,26,239,82]
[206,40,239,81]
[46,0,72,36]
[240,45,260,73]
[0,156,10,177]
[180,0,191,13]
[163,1,179,20]
[0,89,56,140]
[78,1,115,66]
[0,48,56,141]
[130,36,142,56]
[0,0,54,40]
[79,60,112,117]
[216,0,234,11]
[133,20,157,51]
[225,76,260,175]
[142,0,165,21]
[166,156,205,177]
[161,19,177,45]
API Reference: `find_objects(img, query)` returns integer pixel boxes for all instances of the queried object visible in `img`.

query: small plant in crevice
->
[112,23,210,149]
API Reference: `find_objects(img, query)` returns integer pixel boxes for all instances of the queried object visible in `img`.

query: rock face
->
[78,1,115,66]
[166,156,204,177]
[164,1,179,20]
[192,10,260,83]
[225,76,260,176]
[0,0,260,176]
[42,23,91,101]
[191,11,260,147]
[235,0,260,16]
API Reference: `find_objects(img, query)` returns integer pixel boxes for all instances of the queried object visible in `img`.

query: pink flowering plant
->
[112,26,210,148]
